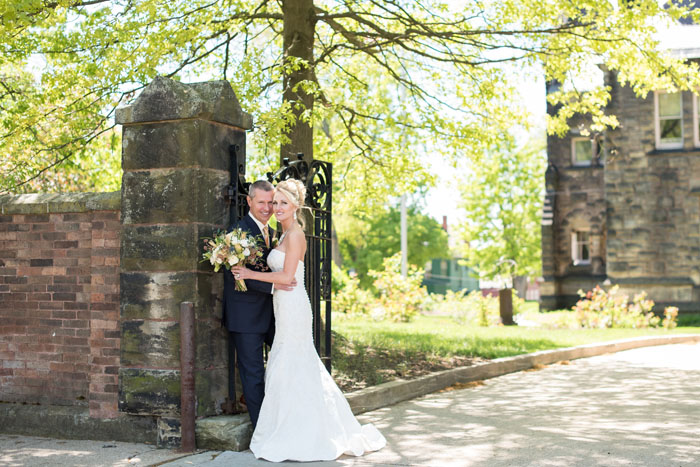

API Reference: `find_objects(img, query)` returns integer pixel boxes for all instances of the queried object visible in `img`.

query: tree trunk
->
[281,0,316,165]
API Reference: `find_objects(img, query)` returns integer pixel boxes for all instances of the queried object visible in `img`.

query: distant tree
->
[458,138,546,283]
[338,203,449,287]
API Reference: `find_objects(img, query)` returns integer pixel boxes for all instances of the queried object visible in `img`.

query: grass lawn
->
[331,309,700,393]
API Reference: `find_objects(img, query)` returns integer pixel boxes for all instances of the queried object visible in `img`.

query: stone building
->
[541,62,700,312]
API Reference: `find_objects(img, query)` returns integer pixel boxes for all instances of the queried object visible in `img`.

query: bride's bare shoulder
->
[287,228,306,251]
[287,228,305,242]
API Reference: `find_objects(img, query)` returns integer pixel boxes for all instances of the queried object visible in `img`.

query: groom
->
[222,180,293,427]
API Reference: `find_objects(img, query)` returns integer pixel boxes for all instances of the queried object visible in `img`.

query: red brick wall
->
[0,193,121,418]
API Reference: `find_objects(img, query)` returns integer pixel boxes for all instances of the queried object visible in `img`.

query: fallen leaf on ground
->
[439,381,485,392]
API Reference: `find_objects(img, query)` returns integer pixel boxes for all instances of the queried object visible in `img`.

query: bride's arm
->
[232,230,305,285]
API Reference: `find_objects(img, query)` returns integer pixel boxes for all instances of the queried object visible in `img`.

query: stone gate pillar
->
[115,77,252,447]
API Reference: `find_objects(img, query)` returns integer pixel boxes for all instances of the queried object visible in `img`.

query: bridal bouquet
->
[202,228,265,291]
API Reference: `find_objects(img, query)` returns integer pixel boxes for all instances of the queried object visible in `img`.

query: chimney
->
[442,215,448,232]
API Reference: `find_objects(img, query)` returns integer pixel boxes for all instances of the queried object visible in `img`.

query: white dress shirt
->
[248,212,268,238]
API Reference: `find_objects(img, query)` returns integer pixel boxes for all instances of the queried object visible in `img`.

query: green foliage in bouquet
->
[574,285,678,329]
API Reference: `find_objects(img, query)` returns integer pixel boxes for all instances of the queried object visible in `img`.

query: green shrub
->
[428,289,524,327]
[331,261,348,294]
[369,253,427,322]
[463,290,500,326]
[573,285,678,329]
[331,263,374,317]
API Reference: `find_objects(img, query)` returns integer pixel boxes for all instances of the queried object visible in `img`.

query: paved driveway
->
[176,342,700,467]
[3,342,698,466]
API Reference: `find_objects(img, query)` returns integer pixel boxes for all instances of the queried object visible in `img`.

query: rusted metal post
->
[499,288,515,325]
[180,302,196,452]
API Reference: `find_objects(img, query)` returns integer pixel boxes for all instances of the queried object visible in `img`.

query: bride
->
[231,178,386,462]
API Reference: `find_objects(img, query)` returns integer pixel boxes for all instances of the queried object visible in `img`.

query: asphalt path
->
[2,342,698,466]
[170,342,700,467]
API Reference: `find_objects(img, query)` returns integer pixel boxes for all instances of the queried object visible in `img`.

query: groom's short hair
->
[249,180,274,198]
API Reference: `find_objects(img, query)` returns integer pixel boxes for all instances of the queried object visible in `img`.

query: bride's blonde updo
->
[275,178,307,226]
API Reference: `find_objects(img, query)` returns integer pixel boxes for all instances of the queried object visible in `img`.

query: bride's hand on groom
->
[275,279,296,291]
[231,266,297,290]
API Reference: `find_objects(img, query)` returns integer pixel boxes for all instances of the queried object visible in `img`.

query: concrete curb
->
[345,333,700,415]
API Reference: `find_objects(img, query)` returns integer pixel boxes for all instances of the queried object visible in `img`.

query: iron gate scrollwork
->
[267,154,332,371]
[225,143,251,226]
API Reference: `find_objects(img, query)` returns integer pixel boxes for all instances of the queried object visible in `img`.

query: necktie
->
[263,225,270,248]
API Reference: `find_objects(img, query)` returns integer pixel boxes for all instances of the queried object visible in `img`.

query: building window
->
[571,231,590,265]
[655,91,683,149]
[572,137,593,166]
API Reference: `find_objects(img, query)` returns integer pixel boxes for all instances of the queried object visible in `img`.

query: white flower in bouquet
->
[202,228,266,290]
[210,245,222,265]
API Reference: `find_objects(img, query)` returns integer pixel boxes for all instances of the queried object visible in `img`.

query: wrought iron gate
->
[267,154,333,371]
[225,148,333,408]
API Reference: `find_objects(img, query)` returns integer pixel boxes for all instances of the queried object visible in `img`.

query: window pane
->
[574,139,593,163]
[581,244,590,260]
[659,92,681,117]
[661,118,682,140]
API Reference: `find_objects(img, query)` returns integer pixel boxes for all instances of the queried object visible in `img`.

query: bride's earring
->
[293,211,298,221]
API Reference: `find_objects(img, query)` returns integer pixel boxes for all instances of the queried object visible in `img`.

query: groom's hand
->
[274,279,297,291]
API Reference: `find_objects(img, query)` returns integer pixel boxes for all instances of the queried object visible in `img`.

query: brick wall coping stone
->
[0,191,120,215]
[194,333,700,452]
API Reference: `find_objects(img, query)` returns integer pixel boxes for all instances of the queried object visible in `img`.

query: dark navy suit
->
[222,213,275,427]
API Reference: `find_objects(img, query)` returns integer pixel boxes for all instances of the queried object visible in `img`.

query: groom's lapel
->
[244,214,262,237]
[244,214,269,249]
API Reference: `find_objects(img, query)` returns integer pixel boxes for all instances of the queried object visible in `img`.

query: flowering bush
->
[573,285,678,329]
[332,263,374,317]
[456,290,500,326]
[369,254,427,322]
[663,306,678,330]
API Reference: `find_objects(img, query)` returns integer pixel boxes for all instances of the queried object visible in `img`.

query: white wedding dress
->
[249,249,386,462]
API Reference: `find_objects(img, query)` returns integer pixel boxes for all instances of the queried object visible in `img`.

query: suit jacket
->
[222,214,275,334]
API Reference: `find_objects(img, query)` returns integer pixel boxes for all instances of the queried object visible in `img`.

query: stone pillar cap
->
[115,76,253,129]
